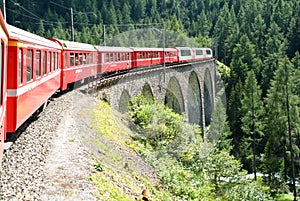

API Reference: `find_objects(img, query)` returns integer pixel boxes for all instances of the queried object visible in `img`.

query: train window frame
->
[83,53,87,64]
[181,49,191,57]
[26,49,33,82]
[89,53,93,64]
[75,53,79,66]
[106,53,109,63]
[70,52,75,66]
[56,52,59,70]
[79,53,83,65]
[43,51,47,76]
[51,52,55,72]
[196,49,203,56]
[36,50,41,78]
[64,52,68,67]
[48,52,51,73]
[18,48,23,85]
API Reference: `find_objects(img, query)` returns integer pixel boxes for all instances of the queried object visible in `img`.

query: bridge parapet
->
[97,59,216,129]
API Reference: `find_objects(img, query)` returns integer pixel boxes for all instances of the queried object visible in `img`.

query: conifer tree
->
[240,70,264,180]
[264,56,299,199]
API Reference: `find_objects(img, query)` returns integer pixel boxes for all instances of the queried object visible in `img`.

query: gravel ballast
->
[0,90,97,200]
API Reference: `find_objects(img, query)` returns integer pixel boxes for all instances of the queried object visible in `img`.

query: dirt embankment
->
[41,90,160,201]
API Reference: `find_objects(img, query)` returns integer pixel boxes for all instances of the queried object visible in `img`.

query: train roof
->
[7,25,61,49]
[130,47,164,52]
[49,38,96,51]
[95,46,133,52]
[173,47,193,50]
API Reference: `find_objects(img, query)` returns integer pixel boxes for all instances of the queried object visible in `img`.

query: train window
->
[48,52,51,72]
[53,52,56,70]
[36,50,41,78]
[110,53,113,62]
[26,50,33,82]
[118,53,121,61]
[196,49,203,56]
[83,53,87,64]
[70,53,75,66]
[51,52,55,71]
[89,53,93,64]
[114,53,117,62]
[43,51,47,75]
[206,49,211,55]
[181,49,191,56]
[18,48,23,85]
[75,53,79,66]
[64,52,68,67]
[56,53,60,69]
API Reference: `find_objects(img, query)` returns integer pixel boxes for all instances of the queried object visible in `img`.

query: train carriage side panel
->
[0,11,8,164]
[95,46,133,74]
[7,25,61,133]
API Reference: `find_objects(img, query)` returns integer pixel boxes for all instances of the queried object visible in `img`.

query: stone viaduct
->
[97,59,216,129]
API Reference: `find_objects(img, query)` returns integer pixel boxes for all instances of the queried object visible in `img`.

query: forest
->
[2,0,300,199]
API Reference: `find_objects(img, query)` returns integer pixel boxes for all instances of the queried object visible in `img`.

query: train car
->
[6,25,61,133]
[204,48,213,60]
[193,48,206,61]
[164,48,178,63]
[174,47,193,63]
[95,46,133,74]
[0,12,8,163]
[131,48,164,67]
[49,39,98,90]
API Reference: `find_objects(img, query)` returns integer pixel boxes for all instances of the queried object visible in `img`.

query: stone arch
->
[119,90,131,114]
[187,71,202,125]
[204,68,214,125]
[141,83,154,100]
[164,76,184,114]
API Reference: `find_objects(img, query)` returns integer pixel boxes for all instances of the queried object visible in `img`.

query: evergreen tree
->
[240,70,264,180]
[261,22,286,96]
[264,56,299,198]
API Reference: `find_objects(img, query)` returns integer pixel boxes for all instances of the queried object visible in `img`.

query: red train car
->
[6,25,61,133]
[131,48,164,67]
[49,39,98,90]
[164,48,178,63]
[96,46,133,74]
[0,12,8,163]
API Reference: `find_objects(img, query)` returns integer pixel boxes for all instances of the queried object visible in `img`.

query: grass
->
[85,100,170,200]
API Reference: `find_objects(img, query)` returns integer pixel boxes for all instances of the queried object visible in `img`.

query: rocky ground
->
[0,88,159,201]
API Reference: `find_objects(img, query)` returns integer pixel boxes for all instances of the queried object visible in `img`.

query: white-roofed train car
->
[7,25,61,133]
[95,46,133,74]
[48,39,98,90]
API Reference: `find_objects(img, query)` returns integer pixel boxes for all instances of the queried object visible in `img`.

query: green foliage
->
[128,94,271,200]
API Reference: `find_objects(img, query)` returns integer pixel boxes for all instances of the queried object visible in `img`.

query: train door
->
[0,40,7,163]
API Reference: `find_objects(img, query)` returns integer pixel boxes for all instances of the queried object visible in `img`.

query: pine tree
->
[261,22,286,96]
[240,70,264,180]
[264,56,299,199]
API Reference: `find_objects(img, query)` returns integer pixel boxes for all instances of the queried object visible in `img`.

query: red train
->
[0,12,213,165]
